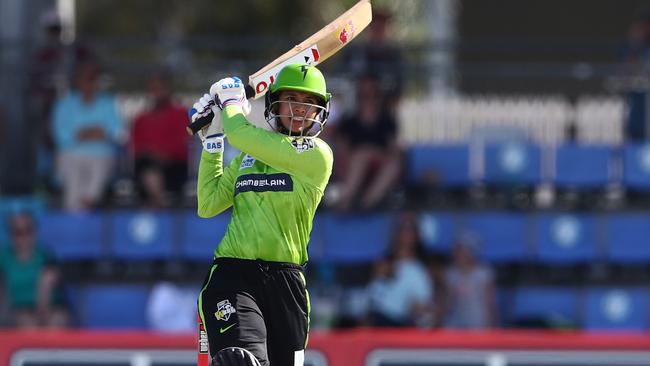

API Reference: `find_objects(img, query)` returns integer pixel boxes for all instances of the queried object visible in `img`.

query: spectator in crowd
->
[0,213,70,328]
[332,73,402,211]
[129,71,190,207]
[625,8,650,68]
[425,252,449,328]
[441,234,497,329]
[146,281,198,333]
[0,104,7,193]
[622,8,650,142]
[366,211,434,327]
[52,60,123,211]
[346,10,404,116]
[30,10,94,189]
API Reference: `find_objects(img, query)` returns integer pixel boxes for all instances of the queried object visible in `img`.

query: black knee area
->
[213,347,261,366]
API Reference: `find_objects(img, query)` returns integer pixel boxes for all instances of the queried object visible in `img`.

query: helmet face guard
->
[263,63,331,138]
[265,97,330,138]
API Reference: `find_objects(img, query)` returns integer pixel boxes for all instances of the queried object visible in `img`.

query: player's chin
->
[290,121,306,131]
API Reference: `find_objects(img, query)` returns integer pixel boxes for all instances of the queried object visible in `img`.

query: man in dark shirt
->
[334,73,402,210]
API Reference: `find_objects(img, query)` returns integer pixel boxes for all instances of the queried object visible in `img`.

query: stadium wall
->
[2,329,650,366]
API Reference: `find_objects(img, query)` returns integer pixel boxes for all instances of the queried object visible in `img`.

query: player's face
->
[277,91,321,134]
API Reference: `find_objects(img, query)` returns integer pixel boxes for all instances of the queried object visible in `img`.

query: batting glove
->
[210,76,251,116]
[189,93,224,153]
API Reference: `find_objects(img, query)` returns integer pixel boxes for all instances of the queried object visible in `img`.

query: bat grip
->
[186,84,256,135]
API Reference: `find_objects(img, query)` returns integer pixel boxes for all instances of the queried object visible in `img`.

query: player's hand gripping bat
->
[186,0,372,135]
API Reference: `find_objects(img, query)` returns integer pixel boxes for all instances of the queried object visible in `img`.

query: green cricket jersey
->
[197,105,333,265]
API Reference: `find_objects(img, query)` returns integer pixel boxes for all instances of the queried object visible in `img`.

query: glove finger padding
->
[210,77,251,116]
[190,92,224,149]
[191,94,215,123]
[197,110,224,142]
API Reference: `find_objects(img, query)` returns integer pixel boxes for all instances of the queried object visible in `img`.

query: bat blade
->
[248,0,372,99]
[186,0,372,135]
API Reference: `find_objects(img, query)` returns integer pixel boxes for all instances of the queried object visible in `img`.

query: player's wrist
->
[223,103,248,116]
[200,149,223,166]
[202,134,225,154]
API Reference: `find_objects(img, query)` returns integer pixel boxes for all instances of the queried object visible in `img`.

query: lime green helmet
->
[265,64,331,138]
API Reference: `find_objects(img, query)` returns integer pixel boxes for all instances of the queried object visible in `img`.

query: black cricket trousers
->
[199,257,310,366]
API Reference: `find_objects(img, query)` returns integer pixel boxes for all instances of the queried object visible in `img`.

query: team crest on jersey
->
[239,154,256,170]
[215,299,236,321]
[291,138,314,154]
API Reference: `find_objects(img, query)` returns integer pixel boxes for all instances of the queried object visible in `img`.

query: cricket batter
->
[190,64,333,366]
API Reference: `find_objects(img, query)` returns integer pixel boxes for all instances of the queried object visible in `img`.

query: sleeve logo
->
[239,154,256,170]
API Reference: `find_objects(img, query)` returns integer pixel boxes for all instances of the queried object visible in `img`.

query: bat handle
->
[186,84,256,135]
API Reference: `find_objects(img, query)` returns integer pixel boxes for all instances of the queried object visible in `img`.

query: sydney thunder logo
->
[300,65,309,80]
[215,299,236,321]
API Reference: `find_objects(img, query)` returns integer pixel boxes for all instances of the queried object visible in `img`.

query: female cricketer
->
[189,64,333,366]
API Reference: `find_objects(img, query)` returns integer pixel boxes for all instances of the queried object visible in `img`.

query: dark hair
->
[385,211,428,262]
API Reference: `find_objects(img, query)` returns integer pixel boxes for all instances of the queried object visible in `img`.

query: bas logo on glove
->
[220,77,242,89]
[211,77,251,115]
[203,134,224,154]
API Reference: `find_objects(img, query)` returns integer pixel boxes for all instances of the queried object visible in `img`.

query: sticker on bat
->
[338,20,356,44]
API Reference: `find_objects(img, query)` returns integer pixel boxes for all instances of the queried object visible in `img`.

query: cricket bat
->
[186,0,372,135]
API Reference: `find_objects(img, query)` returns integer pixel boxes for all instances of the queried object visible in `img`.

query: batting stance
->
[190,64,333,366]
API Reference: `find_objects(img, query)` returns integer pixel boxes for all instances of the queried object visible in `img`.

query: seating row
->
[504,286,650,331]
[2,210,650,265]
[407,142,650,190]
[69,284,650,331]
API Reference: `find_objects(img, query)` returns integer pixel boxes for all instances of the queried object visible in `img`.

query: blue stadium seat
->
[483,142,541,186]
[321,213,394,263]
[407,145,471,188]
[307,213,327,262]
[554,145,612,189]
[464,212,528,263]
[604,213,650,264]
[180,211,230,262]
[496,287,512,328]
[584,287,649,331]
[110,211,176,260]
[510,287,579,326]
[79,284,150,329]
[418,211,456,254]
[38,211,105,260]
[623,143,650,190]
[534,213,599,264]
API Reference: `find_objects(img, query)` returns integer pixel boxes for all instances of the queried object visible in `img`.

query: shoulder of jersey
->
[313,137,332,152]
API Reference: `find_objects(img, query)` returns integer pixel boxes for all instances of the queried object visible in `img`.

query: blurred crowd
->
[328,211,497,330]
[0,10,420,331]
[1,209,499,332]
[11,10,406,214]
[3,7,650,333]
[0,10,496,332]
